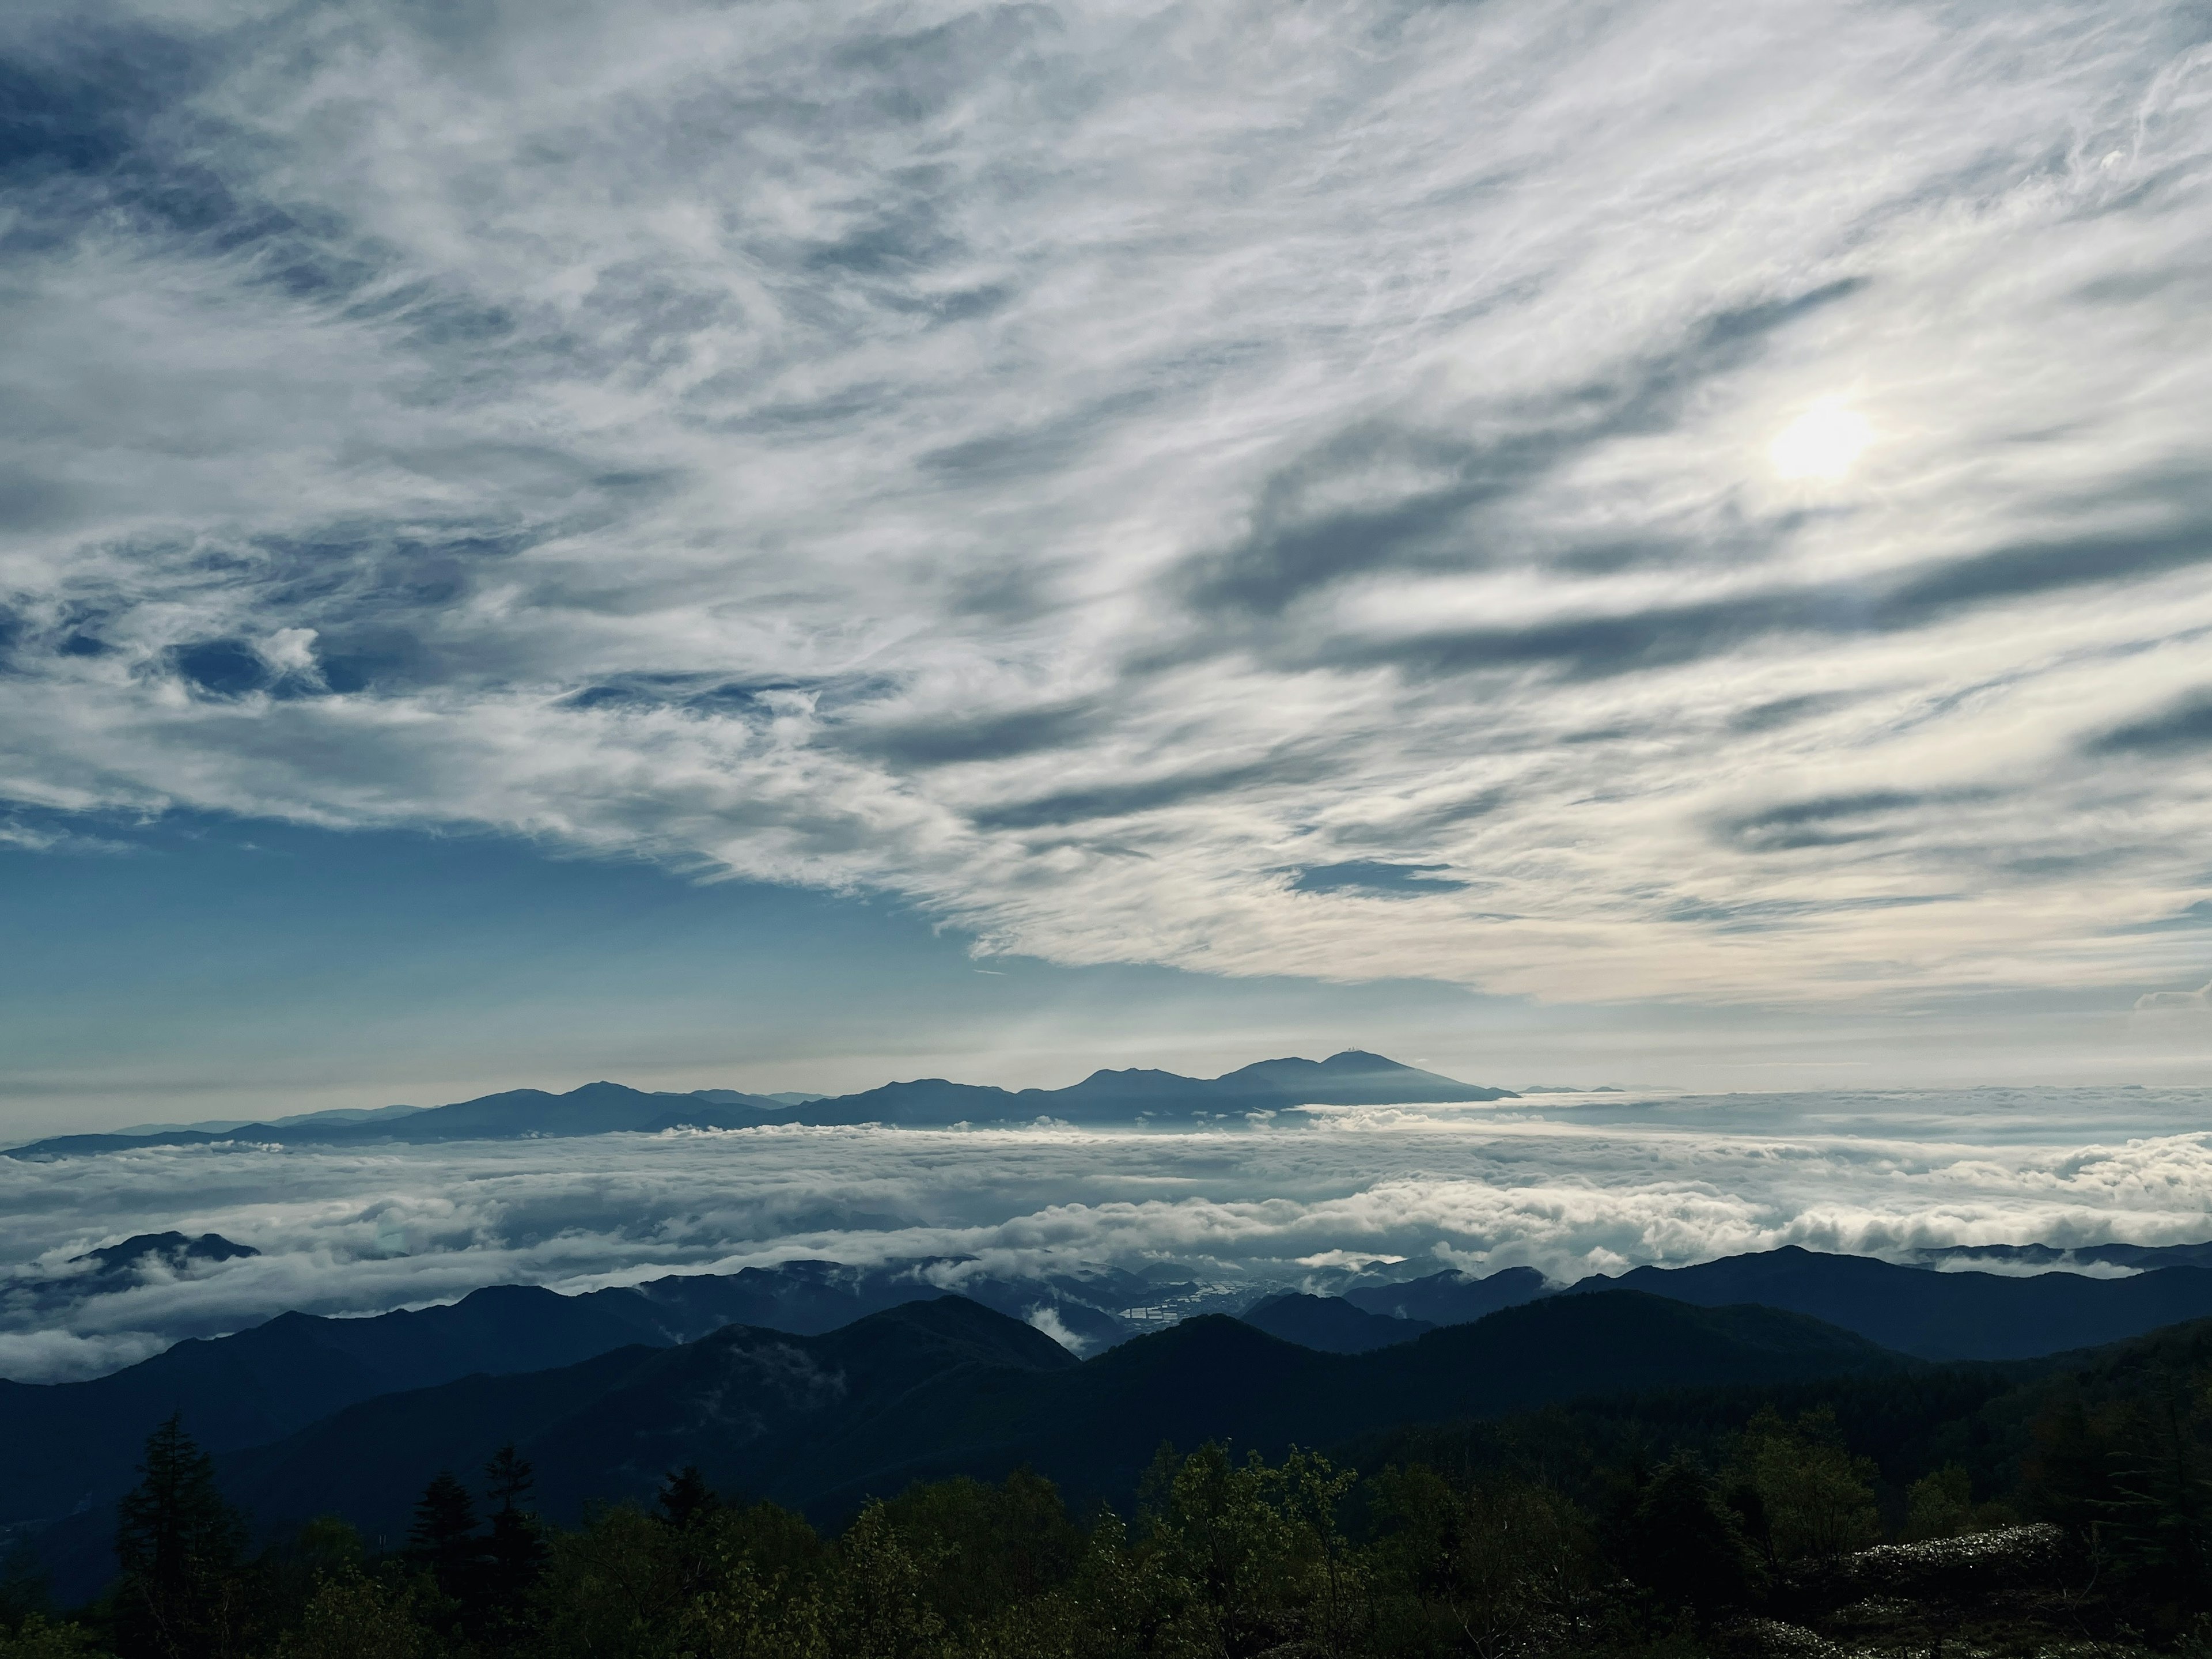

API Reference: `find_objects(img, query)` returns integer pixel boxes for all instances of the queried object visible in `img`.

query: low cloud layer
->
[7,1088,2212,1381]
[0,2,2208,1014]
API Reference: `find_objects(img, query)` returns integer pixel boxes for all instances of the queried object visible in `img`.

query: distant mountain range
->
[1,1051,1513,1159]
[1561,1244,2212,1361]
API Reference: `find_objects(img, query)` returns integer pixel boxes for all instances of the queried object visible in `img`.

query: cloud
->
[2087,689,2212,755]
[1021,1304,1088,1354]
[9,1086,2212,1381]
[2137,979,2212,1012]
[0,1,2207,1013]
[1289,862,1471,897]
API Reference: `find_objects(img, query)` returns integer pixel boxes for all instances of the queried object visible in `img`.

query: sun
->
[1769,403,1871,482]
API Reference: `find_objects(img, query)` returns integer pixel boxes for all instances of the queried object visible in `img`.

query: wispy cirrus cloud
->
[0,1,2209,1013]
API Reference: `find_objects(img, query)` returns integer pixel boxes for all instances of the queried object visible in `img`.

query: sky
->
[3,0,2212,1138]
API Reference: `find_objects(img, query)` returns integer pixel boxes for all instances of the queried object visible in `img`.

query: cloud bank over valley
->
[7,1086,2212,1382]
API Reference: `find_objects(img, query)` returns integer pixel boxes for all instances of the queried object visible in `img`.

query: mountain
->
[1,1052,1514,1157]
[191,1290,1900,1550]
[69,1232,259,1278]
[1241,1293,1434,1353]
[0,1082,713,1158]
[108,1103,428,1136]
[1566,1245,2212,1361]
[1342,1265,1551,1324]
[748,1050,1512,1128]
[0,1283,670,1529]
[574,1258,1138,1354]
[0,1256,1159,1532]
[1911,1238,2212,1272]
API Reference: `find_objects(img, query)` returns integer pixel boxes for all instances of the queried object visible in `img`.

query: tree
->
[112,1415,250,1659]
[1733,1407,1880,1565]
[833,1502,945,1659]
[1615,1454,1755,1620]
[405,1470,482,1603]
[880,1469,1081,1633]
[268,1571,429,1659]
[1369,1463,1592,1658]
[483,1444,548,1623]
[657,1466,722,1531]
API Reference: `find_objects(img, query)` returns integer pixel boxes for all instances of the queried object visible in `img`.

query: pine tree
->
[112,1414,249,1659]
[482,1445,547,1619]
[405,1471,482,1603]
[656,1465,721,1530]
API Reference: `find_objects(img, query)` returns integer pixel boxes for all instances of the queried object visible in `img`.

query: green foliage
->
[879,1469,1080,1634]
[1730,1407,1880,1565]
[828,1503,945,1659]
[66,1347,2212,1659]
[0,1616,111,1659]
[1901,1462,2011,1541]
[268,1570,432,1659]
[1365,1463,1593,1657]
[525,1493,832,1659]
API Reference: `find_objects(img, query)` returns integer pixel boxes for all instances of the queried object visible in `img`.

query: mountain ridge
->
[2,1051,1514,1157]
[1562,1244,2212,1361]
[188,1289,1905,1555]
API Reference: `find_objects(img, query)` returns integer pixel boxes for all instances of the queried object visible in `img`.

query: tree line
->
[7,1346,2212,1658]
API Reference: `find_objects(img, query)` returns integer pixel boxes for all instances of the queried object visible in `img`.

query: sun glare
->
[1769,403,1871,482]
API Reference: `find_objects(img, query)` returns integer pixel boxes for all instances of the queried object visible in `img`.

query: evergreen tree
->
[482,1445,548,1620]
[112,1414,250,1659]
[656,1465,721,1531]
[405,1471,482,1602]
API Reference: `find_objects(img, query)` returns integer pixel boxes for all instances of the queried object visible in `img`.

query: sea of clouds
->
[7,1086,2212,1382]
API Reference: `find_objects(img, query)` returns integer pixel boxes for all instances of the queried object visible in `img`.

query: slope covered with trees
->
[16,1305,2212,1658]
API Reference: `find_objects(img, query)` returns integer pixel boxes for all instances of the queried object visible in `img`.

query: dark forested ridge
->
[0,1260,1194,1531]
[25,1242,2212,1547]
[0,1051,1513,1158]
[0,1285,670,1529]
[21,1291,1902,1604]
[1569,1243,2212,1359]
[17,1298,2212,1658]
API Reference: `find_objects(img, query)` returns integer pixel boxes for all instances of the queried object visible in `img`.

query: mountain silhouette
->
[69,1231,259,1278]
[1343,1266,1550,1324]
[196,1289,1899,1555]
[0,1283,661,1529]
[1,1052,1514,1158]
[1241,1293,1434,1353]
[1564,1245,2212,1361]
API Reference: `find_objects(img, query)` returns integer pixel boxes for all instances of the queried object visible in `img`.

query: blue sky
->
[0,809,1527,1132]
[3,1,2212,1135]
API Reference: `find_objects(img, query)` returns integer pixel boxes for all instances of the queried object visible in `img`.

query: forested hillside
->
[11,1300,2212,1657]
